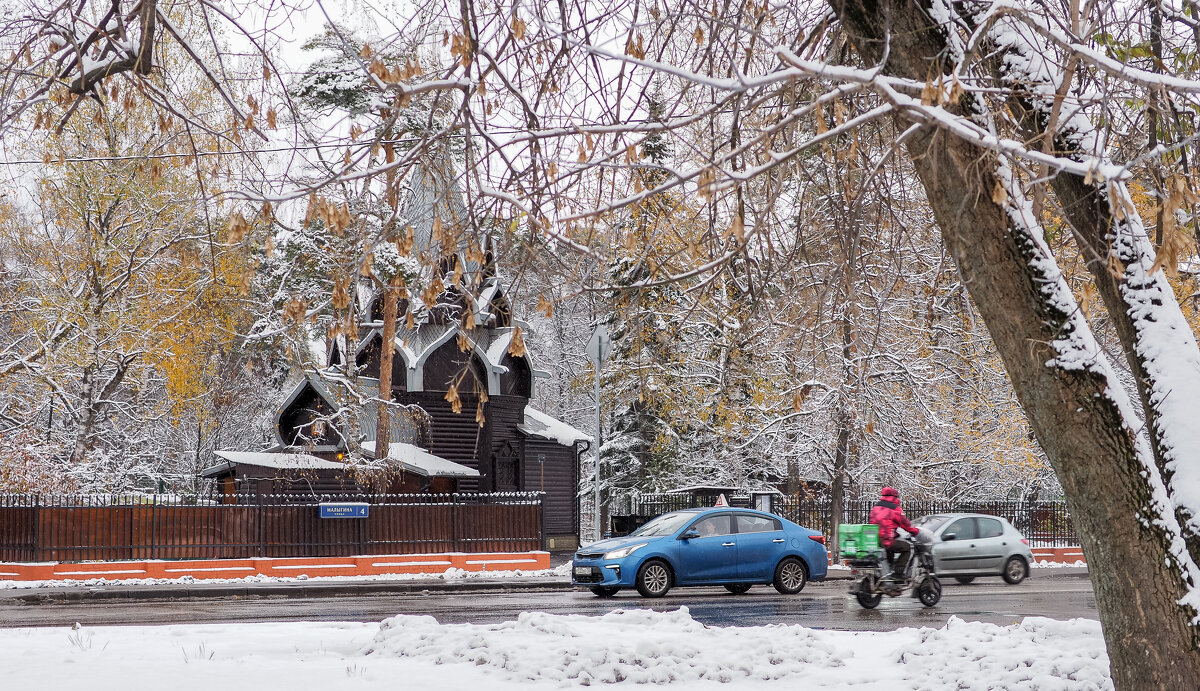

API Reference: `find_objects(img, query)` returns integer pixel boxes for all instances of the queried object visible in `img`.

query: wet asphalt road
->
[0,573,1095,631]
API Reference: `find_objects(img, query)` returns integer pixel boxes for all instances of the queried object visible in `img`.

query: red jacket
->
[868,498,919,548]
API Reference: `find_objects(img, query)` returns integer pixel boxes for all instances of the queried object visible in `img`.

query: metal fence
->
[612,494,1077,547]
[0,492,545,562]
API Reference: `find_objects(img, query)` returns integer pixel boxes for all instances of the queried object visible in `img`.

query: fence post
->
[32,494,41,563]
[539,492,547,552]
[451,493,459,552]
[257,492,264,558]
[151,494,157,560]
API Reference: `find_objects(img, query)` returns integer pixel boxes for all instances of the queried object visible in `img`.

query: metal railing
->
[0,492,545,562]
[611,494,1077,548]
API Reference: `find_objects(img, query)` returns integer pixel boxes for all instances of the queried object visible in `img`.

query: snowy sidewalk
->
[0,608,1112,690]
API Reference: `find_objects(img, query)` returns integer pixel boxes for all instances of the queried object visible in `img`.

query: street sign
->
[318,502,369,518]
[586,324,611,364]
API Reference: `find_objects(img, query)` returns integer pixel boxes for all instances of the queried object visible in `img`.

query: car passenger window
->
[978,518,1004,538]
[945,518,978,540]
[690,514,733,537]
[735,514,781,533]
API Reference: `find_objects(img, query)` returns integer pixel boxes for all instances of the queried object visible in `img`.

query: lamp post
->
[586,324,610,542]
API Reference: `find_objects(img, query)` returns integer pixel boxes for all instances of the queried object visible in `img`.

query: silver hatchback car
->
[911,513,1034,584]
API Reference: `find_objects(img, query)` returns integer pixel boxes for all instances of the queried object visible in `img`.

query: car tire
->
[772,557,808,594]
[1002,556,1028,585]
[635,559,673,598]
[917,576,943,607]
[590,586,620,598]
[724,583,752,595]
[954,576,975,585]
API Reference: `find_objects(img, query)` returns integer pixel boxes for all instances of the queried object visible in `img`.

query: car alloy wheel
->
[636,560,672,597]
[724,583,752,595]
[1002,556,1028,585]
[590,586,620,598]
[773,557,808,594]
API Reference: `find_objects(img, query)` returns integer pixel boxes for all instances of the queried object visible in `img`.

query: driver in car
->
[868,486,921,581]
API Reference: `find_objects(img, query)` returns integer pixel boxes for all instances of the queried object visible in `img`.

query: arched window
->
[499,353,532,398]
[355,332,408,391]
[279,385,338,447]
[368,293,411,325]
[423,336,488,393]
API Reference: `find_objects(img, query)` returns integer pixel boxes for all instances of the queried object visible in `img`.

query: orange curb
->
[0,551,551,582]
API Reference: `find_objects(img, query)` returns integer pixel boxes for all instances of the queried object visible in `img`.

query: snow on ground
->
[0,563,573,589]
[0,608,1111,690]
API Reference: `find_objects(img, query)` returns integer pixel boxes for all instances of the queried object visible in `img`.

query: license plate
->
[573,566,592,576]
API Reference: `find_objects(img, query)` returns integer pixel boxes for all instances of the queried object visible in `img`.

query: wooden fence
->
[0,493,545,562]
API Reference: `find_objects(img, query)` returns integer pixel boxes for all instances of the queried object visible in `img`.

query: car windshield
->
[630,511,696,537]
[913,514,951,532]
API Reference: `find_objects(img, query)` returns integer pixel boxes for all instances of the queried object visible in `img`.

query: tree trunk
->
[375,280,399,463]
[830,1,1200,686]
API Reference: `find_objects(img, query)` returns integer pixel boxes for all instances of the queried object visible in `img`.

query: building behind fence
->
[0,492,544,563]
[609,494,1077,548]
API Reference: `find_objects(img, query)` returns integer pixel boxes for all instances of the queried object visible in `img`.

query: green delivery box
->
[837,523,881,558]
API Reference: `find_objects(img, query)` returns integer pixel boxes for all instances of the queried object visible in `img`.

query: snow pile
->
[0,562,572,590]
[891,616,1110,690]
[0,610,1112,690]
[363,609,1111,689]
[366,608,842,684]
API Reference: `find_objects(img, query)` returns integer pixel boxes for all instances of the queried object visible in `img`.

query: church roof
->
[200,450,346,477]
[518,407,592,446]
[361,441,480,477]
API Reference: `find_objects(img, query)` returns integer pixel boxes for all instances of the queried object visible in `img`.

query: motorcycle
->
[846,529,942,608]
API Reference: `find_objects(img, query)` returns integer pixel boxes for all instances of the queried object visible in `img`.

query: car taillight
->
[809,535,826,545]
[1021,539,1029,546]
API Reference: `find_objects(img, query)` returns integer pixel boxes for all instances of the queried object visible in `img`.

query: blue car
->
[572,507,829,597]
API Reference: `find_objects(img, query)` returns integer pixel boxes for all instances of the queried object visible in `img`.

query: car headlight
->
[603,543,648,560]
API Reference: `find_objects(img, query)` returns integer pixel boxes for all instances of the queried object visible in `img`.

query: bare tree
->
[3,1,1200,684]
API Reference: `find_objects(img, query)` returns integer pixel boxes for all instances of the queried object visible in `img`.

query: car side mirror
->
[680,530,700,540]
[943,533,956,541]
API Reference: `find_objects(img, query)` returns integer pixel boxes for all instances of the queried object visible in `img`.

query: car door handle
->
[722,542,735,547]
[772,539,786,543]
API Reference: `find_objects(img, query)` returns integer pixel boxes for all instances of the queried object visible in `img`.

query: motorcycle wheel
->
[917,576,943,607]
[855,577,882,608]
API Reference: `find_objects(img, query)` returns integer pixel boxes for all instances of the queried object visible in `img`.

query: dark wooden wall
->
[523,438,580,535]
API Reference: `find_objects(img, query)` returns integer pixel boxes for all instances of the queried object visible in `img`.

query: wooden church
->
[202,163,589,549]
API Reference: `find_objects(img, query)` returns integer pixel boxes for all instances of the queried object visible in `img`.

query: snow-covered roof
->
[666,485,742,494]
[486,330,515,368]
[201,451,346,477]
[518,407,592,446]
[361,441,480,477]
